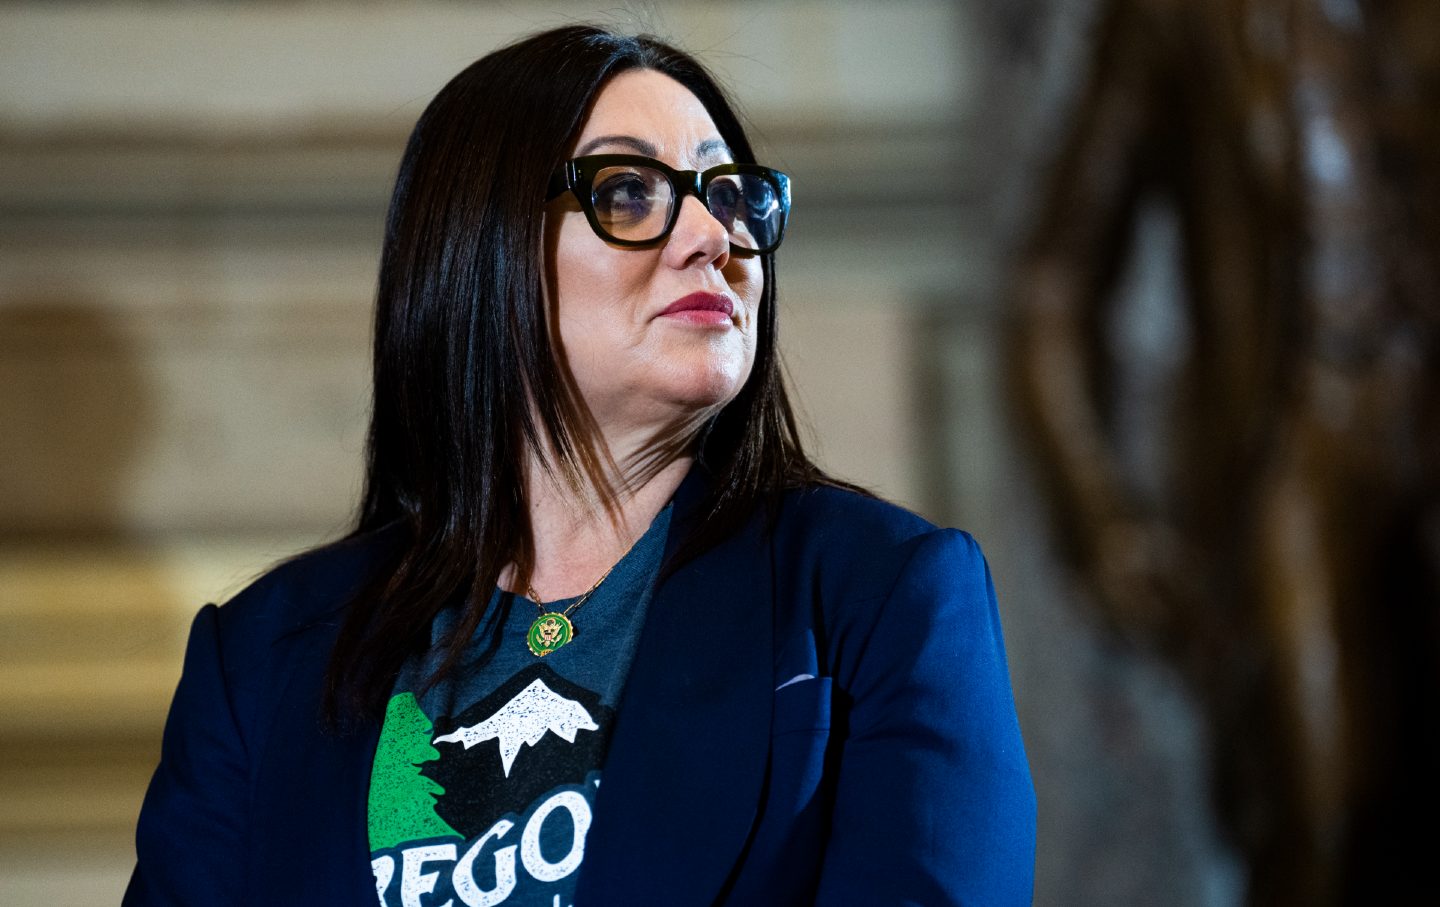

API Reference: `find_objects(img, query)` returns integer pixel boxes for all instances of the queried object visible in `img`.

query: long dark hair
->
[323,25,856,726]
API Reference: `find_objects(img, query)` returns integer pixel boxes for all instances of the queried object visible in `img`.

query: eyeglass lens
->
[591,164,782,250]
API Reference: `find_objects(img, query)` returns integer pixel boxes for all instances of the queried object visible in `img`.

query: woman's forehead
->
[572,69,731,167]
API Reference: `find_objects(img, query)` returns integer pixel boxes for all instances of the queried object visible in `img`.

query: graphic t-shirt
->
[367,503,671,907]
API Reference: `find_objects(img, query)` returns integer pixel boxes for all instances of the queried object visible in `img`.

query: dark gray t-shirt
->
[367,503,671,907]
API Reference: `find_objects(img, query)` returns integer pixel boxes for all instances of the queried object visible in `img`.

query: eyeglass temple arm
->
[544,164,576,201]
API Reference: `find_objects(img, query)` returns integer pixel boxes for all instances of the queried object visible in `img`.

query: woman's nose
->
[662,194,730,270]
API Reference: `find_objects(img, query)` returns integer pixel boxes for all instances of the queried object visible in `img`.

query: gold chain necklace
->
[524,561,617,657]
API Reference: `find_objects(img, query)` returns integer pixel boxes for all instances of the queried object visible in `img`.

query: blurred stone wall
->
[0,2,1238,904]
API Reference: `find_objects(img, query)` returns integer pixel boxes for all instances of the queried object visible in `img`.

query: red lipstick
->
[657,292,734,326]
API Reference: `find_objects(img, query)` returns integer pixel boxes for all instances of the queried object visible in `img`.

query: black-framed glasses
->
[545,154,791,254]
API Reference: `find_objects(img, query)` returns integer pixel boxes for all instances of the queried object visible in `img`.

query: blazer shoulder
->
[211,521,402,656]
[779,483,939,548]
[773,483,974,603]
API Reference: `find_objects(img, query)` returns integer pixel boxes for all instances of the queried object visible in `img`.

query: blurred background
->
[2,1,1435,905]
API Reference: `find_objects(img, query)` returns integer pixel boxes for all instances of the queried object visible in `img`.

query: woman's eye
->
[599,174,647,200]
[708,181,741,218]
[594,171,662,222]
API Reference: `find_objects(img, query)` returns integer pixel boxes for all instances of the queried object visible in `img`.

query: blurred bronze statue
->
[1009,0,1438,903]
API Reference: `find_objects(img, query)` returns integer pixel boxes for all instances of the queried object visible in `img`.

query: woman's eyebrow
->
[574,135,734,162]
[695,138,733,161]
[575,134,658,157]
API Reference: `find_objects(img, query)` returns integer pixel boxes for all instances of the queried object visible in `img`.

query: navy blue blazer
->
[126,468,1036,905]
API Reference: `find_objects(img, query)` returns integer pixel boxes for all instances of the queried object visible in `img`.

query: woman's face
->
[545,69,762,445]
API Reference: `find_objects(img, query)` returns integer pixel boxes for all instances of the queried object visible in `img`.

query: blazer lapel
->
[577,467,776,905]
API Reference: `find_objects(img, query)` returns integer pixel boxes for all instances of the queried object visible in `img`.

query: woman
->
[125,25,1035,907]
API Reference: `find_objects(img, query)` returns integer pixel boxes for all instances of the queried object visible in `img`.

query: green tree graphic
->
[368,692,462,850]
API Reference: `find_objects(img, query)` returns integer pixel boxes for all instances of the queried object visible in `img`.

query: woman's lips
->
[657,292,734,325]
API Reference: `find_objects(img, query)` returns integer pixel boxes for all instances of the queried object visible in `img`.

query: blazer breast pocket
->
[771,674,833,737]
[763,675,835,836]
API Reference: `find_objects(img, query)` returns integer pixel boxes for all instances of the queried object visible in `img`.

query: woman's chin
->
[667,357,752,410]
[609,370,746,430]
[584,349,755,432]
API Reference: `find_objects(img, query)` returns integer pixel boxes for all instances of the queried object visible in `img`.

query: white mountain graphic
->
[432,678,598,777]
